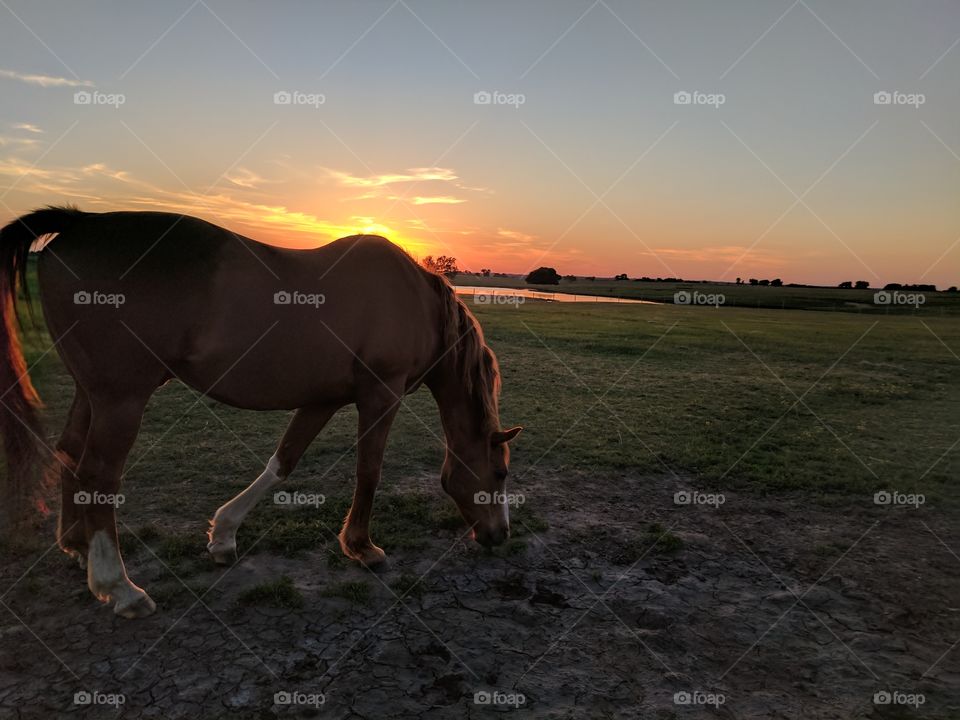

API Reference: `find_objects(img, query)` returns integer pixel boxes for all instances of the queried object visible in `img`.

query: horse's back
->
[38,212,444,408]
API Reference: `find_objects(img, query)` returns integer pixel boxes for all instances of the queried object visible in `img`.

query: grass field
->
[17,285,960,538]
[6,278,960,718]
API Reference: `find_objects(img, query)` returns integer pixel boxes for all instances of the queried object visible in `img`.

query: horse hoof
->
[207,541,238,566]
[115,592,156,619]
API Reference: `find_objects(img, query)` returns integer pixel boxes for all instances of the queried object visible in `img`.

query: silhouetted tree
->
[759,279,770,287]
[614,273,628,281]
[525,267,561,285]
[838,281,853,289]
[480,268,491,277]
[423,255,459,277]
[854,280,869,289]
[771,278,782,287]
[749,278,759,286]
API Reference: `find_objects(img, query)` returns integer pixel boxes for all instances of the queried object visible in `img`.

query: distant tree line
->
[423,257,956,293]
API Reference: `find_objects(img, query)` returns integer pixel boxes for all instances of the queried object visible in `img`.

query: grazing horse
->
[0,207,521,618]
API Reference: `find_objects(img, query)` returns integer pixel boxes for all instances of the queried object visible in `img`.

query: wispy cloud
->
[328,166,458,188]
[497,228,537,244]
[0,68,93,88]
[411,195,465,205]
[223,167,271,189]
[12,123,43,134]
[0,136,41,149]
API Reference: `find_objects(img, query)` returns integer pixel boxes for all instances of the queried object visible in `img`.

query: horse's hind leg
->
[79,392,153,618]
[207,404,339,565]
[339,379,404,568]
[56,385,90,567]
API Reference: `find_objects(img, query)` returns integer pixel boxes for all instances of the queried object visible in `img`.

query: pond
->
[454,285,652,304]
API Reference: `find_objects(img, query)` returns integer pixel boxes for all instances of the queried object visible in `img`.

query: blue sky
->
[1,0,958,285]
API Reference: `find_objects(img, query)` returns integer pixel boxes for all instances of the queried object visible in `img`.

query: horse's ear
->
[491,427,522,445]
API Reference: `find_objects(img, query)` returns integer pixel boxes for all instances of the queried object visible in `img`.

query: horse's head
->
[441,426,522,547]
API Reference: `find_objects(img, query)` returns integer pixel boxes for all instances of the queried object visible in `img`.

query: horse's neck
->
[428,365,493,452]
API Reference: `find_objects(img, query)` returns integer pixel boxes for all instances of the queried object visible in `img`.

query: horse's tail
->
[0,206,85,530]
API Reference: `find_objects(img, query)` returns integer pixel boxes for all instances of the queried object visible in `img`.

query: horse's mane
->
[424,270,501,431]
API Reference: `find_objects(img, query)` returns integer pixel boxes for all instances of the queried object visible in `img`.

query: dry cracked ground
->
[1,471,958,719]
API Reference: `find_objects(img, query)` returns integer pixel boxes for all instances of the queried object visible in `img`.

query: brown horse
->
[0,206,520,618]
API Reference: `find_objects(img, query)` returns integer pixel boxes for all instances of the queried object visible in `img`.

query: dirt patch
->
[1,472,958,719]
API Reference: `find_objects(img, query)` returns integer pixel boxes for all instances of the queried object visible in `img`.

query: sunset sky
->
[0,0,958,286]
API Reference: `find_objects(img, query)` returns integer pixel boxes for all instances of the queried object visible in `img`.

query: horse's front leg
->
[208,404,339,564]
[339,379,403,567]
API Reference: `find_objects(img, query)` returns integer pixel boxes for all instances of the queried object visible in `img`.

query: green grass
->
[237,576,304,609]
[14,273,960,556]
